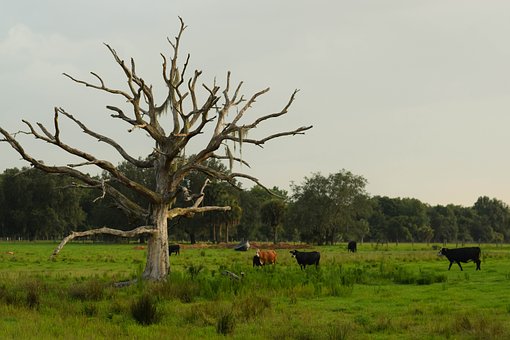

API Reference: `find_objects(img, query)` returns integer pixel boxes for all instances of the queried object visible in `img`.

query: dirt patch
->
[179,242,312,250]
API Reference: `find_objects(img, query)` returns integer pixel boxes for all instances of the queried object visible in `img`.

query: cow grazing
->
[438,247,481,271]
[290,250,320,270]
[255,249,277,266]
[347,241,357,253]
[252,255,263,267]
[168,244,180,256]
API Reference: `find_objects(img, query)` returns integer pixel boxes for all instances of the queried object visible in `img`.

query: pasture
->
[0,242,509,339]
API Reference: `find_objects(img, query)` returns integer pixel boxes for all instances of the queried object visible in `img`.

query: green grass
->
[0,241,509,339]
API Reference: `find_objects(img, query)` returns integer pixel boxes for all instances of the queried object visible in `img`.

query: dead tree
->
[0,18,312,281]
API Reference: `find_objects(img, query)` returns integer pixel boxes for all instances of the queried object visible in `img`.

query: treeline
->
[1,164,509,245]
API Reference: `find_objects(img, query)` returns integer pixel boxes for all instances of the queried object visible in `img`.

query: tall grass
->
[0,242,509,339]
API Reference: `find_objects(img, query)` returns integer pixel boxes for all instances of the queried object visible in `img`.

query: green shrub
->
[0,284,23,306]
[234,294,271,321]
[183,302,218,326]
[68,279,105,301]
[216,310,236,335]
[327,321,353,340]
[83,302,98,317]
[392,266,416,284]
[450,313,505,339]
[186,264,204,280]
[24,279,44,309]
[151,274,200,303]
[130,294,160,325]
[25,289,40,309]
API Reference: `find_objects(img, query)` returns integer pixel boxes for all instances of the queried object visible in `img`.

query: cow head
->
[437,248,447,256]
[255,249,261,257]
[289,250,298,258]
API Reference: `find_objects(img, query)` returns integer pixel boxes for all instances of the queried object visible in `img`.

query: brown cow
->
[255,249,277,266]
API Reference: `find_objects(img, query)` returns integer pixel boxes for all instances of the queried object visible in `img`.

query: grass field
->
[0,241,509,339]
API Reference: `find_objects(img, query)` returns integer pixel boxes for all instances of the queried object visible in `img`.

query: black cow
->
[168,244,180,256]
[438,247,481,271]
[252,255,263,267]
[347,241,357,253]
[289,250,320,270]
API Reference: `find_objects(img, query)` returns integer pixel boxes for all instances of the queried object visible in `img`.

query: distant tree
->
[367,197,390,244]
[448,205,478,244]
[261,198,286,243]
[492,232,504,246]
[0,173,5,237]
[473,196,510,241]
[289,170,369,245]
[204,182,242,243]
[0,168,85,240]
[416,225,434,245]
[368,196,431,244]
[0,18,311,281]
[350,218,370,244]
[428,205,458,244]
[237,186,275,241]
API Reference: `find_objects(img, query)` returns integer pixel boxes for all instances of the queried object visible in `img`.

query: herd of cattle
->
[169,242,483,271]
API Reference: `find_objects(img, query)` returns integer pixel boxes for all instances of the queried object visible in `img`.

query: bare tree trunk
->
[142,204,169,280]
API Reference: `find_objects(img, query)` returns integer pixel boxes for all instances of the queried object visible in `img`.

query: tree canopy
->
[1,167,510,246]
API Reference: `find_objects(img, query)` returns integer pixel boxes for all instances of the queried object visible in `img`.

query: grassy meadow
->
[0,241,509,339]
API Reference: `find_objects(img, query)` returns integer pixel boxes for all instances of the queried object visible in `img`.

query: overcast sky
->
[2,1,510,207]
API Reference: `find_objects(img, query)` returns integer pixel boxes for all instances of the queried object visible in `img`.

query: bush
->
[131,294,160,325]
[83,302,98,317]
[151,274,201,303]
[26,289,40,309]
[24,279,44,309]
[327,321,353,340]
[216,310,236,335]
[0,284,23,306]
[234,295,271,321]
[68,279,104,301]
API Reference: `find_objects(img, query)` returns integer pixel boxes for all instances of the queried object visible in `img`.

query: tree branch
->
[211,153,251,168]
[0,126,149,218]
[19,110,161,204]
[245,89,299,129]
[168,177,231,218]
[50,226,158,258]
[167,205,231,219]
[63,72,133,102]
[57,107,154,168]
[223,125,313,147]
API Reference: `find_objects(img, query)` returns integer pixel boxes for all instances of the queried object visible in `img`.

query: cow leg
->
[448,261,453,270]
[456,262,463,271]
[476,260,481,270]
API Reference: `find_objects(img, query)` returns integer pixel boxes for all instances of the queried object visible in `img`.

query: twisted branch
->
[51,226,158,258]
